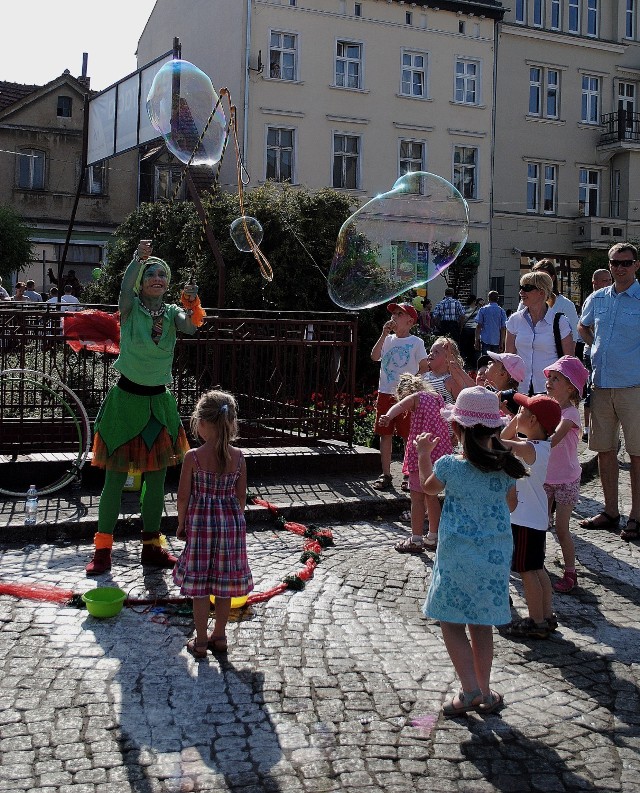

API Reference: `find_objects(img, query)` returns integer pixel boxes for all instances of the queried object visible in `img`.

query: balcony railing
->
[0,304,358,455]
[599,110,640,146]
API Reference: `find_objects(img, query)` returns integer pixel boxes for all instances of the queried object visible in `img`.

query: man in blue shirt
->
[578,242,640,540]
[474,291,507,354]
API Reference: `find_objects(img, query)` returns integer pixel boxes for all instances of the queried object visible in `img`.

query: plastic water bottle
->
[24,485,38,525]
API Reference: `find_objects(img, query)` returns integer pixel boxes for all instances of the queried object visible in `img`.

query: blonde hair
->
[520,271,555,306]
[430,336,465,370]
[396,373,435,400]
[190,389,238,471]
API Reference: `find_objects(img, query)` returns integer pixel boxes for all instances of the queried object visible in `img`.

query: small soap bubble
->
[230,216,264,253]
[146,59,227,166]
[328,172,469,310]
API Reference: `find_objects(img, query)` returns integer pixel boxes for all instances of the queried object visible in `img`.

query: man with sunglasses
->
[578,243,640,541]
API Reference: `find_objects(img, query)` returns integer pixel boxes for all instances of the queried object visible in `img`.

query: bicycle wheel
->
[0,368,91,497]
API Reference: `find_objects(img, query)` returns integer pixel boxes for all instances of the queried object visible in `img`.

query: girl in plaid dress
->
[173,390,253,659]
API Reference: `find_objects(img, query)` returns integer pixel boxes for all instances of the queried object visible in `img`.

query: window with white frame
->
[335,41,362,89]
[455,58,480,105]
[579,168,600,216]
[269,31,297,80]
[154,166,185,201]
[551,0,561,30]
[354,3,362,16]
[515,0,525,23]
[581,75,600,123]
[626,0,635,39]
[266,127,294,182]
[529,67,559,118]
[401,51,426,98]
[587,0,598,36]
[83,161,105,195]
[533,0,543,27]
[399,140,425,176]
[568,0,580,33]
[17,149,45,190]
[453,146,478,199]
[612,169,621,217]
[527,162,557,214]
[333,133,360,189]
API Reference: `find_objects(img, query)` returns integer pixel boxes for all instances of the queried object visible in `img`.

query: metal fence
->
[0,304,358,454]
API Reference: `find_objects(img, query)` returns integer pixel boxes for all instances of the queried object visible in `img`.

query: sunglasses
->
[519,284,539,292]
[608,259,637,267]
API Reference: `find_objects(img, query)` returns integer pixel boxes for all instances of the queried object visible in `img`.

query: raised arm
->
[119,240,152,321]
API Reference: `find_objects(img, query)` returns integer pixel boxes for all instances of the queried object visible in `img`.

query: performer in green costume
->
[86,239,202,575]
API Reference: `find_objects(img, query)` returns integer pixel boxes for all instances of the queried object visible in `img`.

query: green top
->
[113,298,181,386]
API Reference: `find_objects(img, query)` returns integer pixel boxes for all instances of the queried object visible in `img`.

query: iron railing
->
[0,304,358,454]
[599,110,640,145]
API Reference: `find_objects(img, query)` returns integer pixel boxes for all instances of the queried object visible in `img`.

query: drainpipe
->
[489,17,500,296]
[243,0,252,170]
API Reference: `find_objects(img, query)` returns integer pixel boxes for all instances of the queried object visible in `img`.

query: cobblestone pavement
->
[1,457,638,792]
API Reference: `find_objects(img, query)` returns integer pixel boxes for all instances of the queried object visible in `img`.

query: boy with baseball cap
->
[500,393,562,639]
[371,302,428,490]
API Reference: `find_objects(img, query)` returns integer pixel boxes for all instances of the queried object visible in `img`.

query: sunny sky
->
[5,1,158,92]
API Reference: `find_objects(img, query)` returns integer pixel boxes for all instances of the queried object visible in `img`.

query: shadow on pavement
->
[83,604,285,792]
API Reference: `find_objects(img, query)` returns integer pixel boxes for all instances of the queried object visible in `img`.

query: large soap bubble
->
[230,216,264,253]
[146,59,227,166]
[328,172,469,310]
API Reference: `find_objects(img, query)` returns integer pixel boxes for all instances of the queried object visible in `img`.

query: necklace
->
[142,302,165,318]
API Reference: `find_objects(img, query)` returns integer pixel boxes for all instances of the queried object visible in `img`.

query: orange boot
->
[140,532,178,568]
[86,532,113,575]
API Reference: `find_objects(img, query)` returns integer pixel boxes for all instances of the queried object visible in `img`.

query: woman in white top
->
[505,271,574,394]
[517,259,580,341]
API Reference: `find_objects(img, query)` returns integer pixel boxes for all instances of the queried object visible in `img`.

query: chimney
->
[77,53,90,90]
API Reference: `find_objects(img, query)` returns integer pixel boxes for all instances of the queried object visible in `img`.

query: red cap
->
[387,302,418,323]
[513,393,562,436]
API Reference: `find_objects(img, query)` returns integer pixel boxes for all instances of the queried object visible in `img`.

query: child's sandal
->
[477,690,504,714]
[442,687,482,717]
[186,638,208,659]
[208,635,228,654]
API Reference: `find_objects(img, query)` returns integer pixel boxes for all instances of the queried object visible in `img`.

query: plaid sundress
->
[172,450,254,598]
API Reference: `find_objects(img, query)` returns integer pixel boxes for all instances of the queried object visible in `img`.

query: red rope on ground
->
[0,498,334,609]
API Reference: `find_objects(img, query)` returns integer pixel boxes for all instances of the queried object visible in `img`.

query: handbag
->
[552,312,565,358]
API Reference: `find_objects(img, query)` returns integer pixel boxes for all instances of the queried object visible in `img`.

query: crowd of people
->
[0,271,83,304]
[370,242,639,716]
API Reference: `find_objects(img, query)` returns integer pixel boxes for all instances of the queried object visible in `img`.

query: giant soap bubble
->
[328,172,469,310]
[230,216,264,252]
[147,59,227,166]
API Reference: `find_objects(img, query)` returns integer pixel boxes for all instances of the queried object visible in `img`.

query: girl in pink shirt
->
[543,356,589,593]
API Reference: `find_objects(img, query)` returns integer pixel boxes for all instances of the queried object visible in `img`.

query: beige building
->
[493,1,640,307]
[0,73,138,295]
[137,0,504,303]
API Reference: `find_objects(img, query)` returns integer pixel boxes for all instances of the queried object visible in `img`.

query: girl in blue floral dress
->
[415,386,527,716]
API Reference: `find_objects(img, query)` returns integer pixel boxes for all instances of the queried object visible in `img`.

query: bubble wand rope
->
[228,101,273,282]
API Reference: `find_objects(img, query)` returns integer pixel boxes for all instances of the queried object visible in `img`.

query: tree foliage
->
[0,205,34,282]
[81,183,354,312]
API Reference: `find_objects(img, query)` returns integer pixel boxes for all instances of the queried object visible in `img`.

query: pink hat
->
[487,351,526,384]
[387,302,418,323]
[543,356,589,395]
[441,386,506,429]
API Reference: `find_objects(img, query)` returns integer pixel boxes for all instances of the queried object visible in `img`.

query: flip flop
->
[372,474,393,491]
[578,511,620,530]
